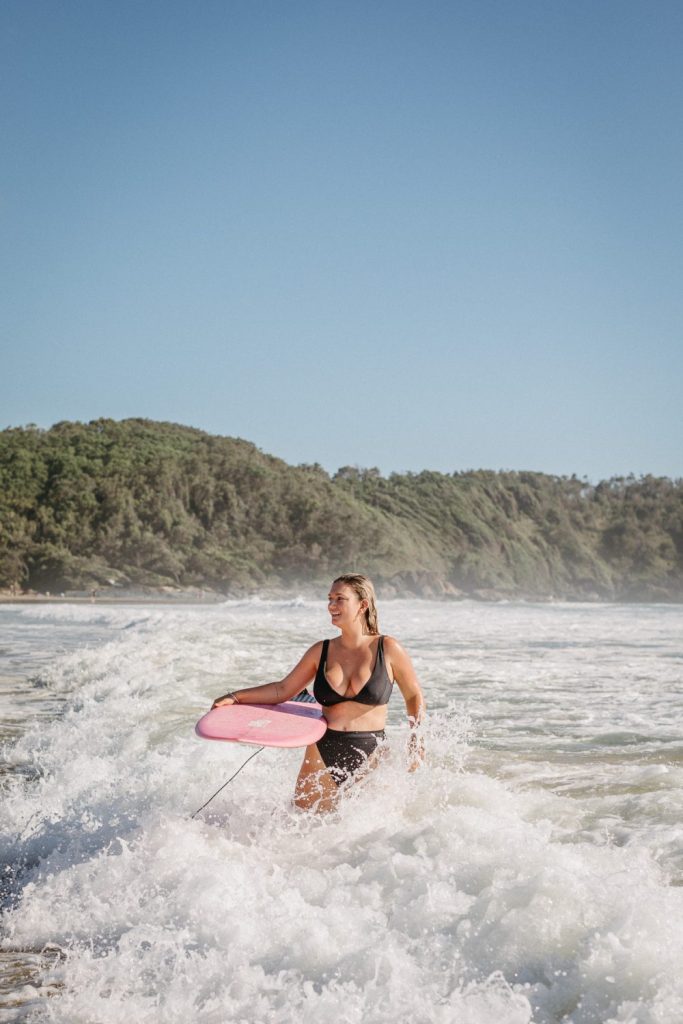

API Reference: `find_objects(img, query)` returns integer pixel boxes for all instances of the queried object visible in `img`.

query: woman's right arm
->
[211,642,321,709]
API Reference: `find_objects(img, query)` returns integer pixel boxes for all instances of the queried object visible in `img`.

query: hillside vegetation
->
[0,419,681,602]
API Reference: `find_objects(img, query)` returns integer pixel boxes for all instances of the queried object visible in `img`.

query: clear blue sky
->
[2,0,682,480]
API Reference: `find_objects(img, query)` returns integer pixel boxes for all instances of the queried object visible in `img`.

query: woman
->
[212,574,425,812]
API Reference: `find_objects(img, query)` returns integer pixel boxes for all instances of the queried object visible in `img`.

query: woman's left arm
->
[385,636,425,769]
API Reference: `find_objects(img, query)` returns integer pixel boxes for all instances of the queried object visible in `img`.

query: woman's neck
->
[338,622,370,648]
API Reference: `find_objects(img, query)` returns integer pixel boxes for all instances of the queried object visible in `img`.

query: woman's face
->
[327,583,366,629]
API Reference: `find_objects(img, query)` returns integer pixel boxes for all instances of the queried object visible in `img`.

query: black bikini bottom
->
[316,728,386,786]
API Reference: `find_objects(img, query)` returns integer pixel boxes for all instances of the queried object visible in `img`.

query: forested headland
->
[1,419,681,602]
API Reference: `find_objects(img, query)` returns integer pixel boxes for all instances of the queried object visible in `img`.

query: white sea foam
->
[1,600,683,1022]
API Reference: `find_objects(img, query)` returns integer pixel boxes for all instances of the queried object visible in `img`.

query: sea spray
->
[1,599,683,1022]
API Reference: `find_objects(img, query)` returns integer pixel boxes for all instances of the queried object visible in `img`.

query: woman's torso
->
[312,635,394,731]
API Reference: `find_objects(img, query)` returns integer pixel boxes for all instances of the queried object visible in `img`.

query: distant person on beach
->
[212,573,425,812]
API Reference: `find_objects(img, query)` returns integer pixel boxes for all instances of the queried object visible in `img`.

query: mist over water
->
[1,599,682,1023]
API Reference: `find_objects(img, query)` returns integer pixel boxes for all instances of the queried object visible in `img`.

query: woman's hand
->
[211,693,238,709]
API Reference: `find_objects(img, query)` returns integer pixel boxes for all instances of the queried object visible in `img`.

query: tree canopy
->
[1,419,681,601]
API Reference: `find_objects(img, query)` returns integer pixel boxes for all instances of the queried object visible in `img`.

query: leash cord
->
[191,745,266,819]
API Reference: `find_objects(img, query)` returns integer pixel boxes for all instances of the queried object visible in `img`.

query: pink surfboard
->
[195,700,327,748]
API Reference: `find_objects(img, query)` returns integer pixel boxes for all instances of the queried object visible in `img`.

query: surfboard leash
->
[191,745,266,819]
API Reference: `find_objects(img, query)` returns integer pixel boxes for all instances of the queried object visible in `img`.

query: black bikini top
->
[313,636,393,707]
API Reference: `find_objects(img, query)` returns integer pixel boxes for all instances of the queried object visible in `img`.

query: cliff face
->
[1,419,681,601]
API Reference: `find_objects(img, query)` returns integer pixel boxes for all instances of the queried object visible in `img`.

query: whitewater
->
[1,598,682,1023]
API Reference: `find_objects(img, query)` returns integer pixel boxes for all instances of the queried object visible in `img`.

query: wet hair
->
[332,573,380,635]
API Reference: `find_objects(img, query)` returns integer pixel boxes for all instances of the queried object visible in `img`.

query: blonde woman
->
[212,574,425,811]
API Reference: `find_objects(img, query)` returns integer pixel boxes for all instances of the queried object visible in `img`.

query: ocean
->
[1,598,682,1023]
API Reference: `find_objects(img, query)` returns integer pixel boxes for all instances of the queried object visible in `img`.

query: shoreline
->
[0,594,226,606]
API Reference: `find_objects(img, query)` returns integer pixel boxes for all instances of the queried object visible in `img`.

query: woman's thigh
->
[294,743,339,813]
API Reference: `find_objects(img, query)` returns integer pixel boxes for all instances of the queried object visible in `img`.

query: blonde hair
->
[332,574,380,635]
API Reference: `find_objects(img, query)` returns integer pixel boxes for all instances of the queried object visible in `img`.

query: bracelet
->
[225,692,240,704]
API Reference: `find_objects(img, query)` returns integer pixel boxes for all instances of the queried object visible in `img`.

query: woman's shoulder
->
[381,634,404,655]
[381,635,413,663]
[305,638,334,661]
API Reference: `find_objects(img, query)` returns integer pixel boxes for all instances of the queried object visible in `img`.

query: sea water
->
[1,599,682,1024]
